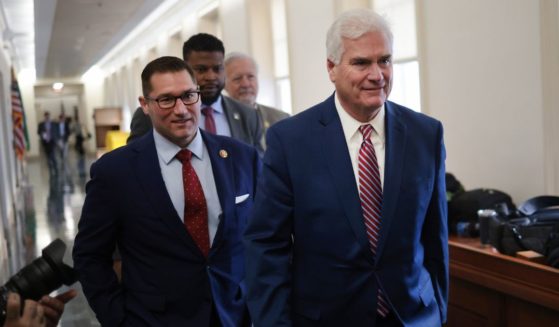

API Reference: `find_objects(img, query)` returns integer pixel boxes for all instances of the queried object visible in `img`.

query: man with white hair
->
[245,8,448,327]
[224,52,288,150]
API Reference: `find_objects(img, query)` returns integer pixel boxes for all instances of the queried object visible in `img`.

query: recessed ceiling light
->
[52,82,64,92]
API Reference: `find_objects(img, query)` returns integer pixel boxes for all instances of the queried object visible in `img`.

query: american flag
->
[11,76,28,160]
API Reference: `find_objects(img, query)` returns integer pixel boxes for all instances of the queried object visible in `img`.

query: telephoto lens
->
[478,209,498,245]
[0,239,78,324]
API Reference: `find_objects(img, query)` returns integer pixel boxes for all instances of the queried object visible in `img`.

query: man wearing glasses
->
[128,34,263,157]
[73,56,260,327]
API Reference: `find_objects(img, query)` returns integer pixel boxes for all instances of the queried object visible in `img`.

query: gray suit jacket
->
[127,96,264,155]
[127,107,151,144]
[256,104,289,151]
[222,96,264,154]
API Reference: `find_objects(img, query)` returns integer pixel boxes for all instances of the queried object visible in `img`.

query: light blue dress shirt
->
[199,95,232,137]
[153,128,222,245]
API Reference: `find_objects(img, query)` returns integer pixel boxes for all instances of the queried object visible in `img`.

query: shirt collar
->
[204,95,224,114]
[334,92,385,144]
[153,128,205,164]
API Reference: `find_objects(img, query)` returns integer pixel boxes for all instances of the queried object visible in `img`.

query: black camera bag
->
[544,224,559,268]
[494,212,559,255]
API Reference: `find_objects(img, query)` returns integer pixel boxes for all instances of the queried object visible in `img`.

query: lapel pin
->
[219,149,228,158]
[233,113,240,120]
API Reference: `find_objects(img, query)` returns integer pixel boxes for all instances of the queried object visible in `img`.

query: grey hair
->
[326,9,393,64]
[224,52,259,73]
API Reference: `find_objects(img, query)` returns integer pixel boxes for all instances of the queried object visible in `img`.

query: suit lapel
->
[375,101,406,260]
[320,95,371,256]
[257,104,270,130]
[132,133,199,251]
[201,131,234,253]
[221,96,242,139]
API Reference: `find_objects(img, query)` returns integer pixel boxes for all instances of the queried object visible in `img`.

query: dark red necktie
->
[358,124,389,316]
[201,107,217,134]
[176,149,210,257]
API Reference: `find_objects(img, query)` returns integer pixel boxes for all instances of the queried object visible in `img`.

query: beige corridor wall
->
[285,0,336,113]
[541,0,559,196]
[417,0,557,203]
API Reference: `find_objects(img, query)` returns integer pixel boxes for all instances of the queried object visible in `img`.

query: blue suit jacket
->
[244,95,448,327]
[73,130,260,327]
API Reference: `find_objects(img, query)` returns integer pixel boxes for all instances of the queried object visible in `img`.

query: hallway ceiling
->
[1,0,165,81]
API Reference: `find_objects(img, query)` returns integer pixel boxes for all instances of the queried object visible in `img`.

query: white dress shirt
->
[334,93,386,190]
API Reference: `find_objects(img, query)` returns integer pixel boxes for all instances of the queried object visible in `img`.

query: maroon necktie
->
[201,107,217,134]
[176,149,210,257]
[358,124,389,316]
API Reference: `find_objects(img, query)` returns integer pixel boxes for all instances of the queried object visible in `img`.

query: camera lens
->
[0,239,77,325]
[478,209,497,244]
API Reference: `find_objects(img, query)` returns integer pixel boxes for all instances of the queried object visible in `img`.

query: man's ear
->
[139,96,149,114]
[326,59,336,83]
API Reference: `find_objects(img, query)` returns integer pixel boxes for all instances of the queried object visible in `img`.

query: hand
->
[38,289,78,327]
[3,293,46,327]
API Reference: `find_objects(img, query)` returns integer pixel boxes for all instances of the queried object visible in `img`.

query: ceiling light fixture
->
[52,82,64,92]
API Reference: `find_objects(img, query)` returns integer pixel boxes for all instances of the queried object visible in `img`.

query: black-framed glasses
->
[145,90,200,109]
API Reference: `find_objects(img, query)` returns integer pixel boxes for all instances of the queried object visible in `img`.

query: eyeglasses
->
[145,90,200,109]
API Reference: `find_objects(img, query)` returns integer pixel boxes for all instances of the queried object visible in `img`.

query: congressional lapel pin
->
[219,149,228,158]
[233,112,240,120]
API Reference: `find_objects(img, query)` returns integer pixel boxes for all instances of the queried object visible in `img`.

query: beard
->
[201,90,221,106]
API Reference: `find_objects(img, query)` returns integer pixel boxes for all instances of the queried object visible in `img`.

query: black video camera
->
[0,239,78,324]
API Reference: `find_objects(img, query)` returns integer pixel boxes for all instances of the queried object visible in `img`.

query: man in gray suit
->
[224,52,289,150]
[127,106,152,144]
[128,34,263,156]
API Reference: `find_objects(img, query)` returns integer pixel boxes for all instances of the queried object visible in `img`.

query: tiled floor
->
[25,152,100,326]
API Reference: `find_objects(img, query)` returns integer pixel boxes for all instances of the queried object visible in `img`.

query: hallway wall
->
[418,0,559,203]
[0,42,26,279]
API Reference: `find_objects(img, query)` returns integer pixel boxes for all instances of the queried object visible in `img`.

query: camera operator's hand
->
[38,289,77,327]
[3,293,46,327]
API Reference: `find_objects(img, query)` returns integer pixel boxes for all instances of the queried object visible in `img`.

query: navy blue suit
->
[244,95,448,326]
[73,130,260,326]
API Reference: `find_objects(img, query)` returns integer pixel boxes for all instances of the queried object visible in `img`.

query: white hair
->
[326,9,393,64]
[224,52,258,72]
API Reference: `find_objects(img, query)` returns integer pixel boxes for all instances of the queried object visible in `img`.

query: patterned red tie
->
[358,124,390,317]
[201,107,217,134]
[176,149,210,257]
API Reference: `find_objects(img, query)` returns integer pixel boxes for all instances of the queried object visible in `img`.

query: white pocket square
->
[235,194,250,204]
